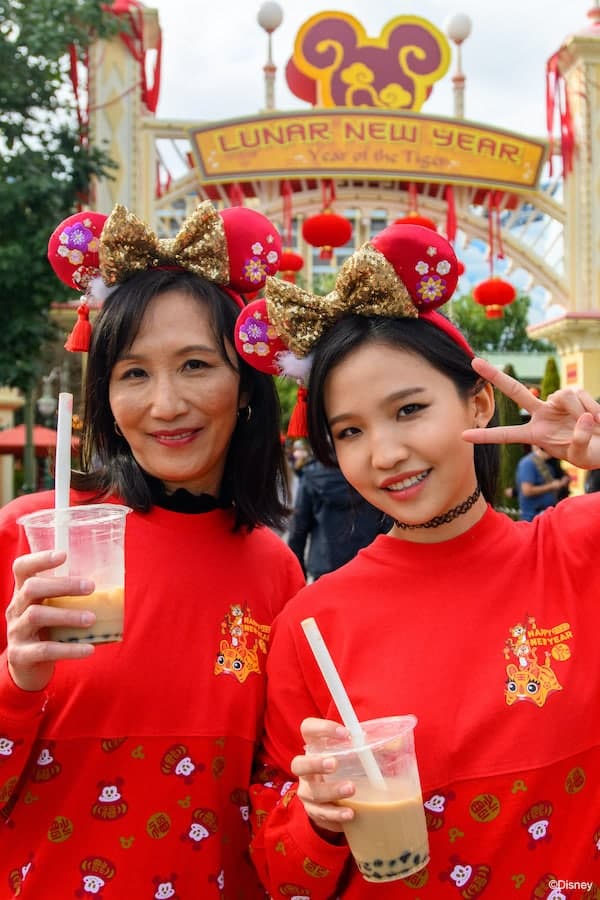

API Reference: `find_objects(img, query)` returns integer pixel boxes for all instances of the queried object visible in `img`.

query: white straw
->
[54,392,73,557]
[54,393,73,510]
[301,617,386,789]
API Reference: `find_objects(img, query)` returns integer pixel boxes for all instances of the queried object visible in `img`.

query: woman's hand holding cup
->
[6,550,95,693]
[291,717,355,837]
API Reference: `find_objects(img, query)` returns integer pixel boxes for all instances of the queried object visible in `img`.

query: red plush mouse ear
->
[47,211,108,291]
[219,207,282,294]
[234,297,289,375]
[371,223,458,312]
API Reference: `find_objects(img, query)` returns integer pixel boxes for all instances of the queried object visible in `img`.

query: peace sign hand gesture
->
[462,357,600,469]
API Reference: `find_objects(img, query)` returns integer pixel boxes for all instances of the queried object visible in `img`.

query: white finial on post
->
[258,2,283,111]
[445,13,472,119]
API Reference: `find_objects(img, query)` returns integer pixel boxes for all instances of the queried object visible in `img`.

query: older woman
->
[0,202,304,897]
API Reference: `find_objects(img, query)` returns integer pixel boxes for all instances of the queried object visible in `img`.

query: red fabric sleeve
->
[0,497,53,820]
[0,657,49,820]
[249,604,353,896]
[250,765,351,898]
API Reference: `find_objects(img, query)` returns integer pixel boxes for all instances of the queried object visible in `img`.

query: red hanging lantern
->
[473,277,516,319]
[457,259,466,276]
[302,210,352,260]
[279,249,304,283]
[393,212,437,231]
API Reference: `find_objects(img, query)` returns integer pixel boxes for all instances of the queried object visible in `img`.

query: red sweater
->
[0,490,304,898]
[251,498,600,898]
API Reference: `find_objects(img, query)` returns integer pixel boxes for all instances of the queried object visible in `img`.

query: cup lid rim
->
[304,714,418,756]
[17,503,132,527]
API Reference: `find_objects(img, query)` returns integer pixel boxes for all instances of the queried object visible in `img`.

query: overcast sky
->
[147,0,594,138]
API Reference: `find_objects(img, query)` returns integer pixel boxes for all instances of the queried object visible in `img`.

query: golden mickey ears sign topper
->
[286,11,451,111]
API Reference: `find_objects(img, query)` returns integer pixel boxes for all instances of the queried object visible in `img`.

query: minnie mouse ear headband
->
[48,201,282,352]
[233,222,473,379]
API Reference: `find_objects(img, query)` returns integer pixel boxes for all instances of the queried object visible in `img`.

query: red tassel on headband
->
[64,301,92,352]
[287,385,309,440]
[47,211,107,353]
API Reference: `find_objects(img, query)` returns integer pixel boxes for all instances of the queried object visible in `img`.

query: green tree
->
[312,270,337,296]
[0,0,121,392]
[494,363,525,514]
[540,356,560,399]
[449,292,554,355]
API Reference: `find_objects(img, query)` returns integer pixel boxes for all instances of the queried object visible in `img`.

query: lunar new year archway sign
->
[190,110,545,193]
[77,3,600,492]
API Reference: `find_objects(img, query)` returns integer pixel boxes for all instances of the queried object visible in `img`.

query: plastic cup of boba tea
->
[305,715,429,882]
[18,504,130,644]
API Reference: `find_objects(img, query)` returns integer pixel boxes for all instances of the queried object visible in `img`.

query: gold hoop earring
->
[237,405,252,423]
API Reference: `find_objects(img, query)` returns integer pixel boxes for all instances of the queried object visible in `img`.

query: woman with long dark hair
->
[0,202,304,897]
[235,223,600,895]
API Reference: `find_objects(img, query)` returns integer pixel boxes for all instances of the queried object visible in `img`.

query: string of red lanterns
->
[472,191,516,319]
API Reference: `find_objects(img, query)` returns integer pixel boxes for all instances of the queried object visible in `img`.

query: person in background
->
[291,438,312,477]
[232,222,600,895]
[515,444,570,521]
[546,455,571,501]
[0,202,304,897]
[287,455,391,580]
[285,437,313,508]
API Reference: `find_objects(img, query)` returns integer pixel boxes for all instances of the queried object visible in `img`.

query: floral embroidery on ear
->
[58,219,99,263]
[48,210,107,291]
[219,207,281,292]
[245,241,280,284]
[417,274,447,304]
[238,310,273,358]
[244,258,268,284]
[234,298,288,374]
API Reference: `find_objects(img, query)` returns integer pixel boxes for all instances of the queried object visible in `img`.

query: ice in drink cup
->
[18,504,130,644]
[305,715,429,882]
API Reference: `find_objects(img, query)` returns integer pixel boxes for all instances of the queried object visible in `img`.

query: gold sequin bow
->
[264,242,417,357]
[99,201,229,286]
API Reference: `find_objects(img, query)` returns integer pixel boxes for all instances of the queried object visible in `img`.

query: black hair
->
[72,269,289,531]
[306,315,499,503]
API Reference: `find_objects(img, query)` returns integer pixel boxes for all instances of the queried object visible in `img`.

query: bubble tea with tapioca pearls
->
[305,715,429,882]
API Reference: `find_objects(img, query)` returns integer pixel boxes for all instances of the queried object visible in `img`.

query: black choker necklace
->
[394,485,482,530]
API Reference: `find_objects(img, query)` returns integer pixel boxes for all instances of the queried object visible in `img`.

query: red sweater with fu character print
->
[0,490,304,899]
[251,498,600,899]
